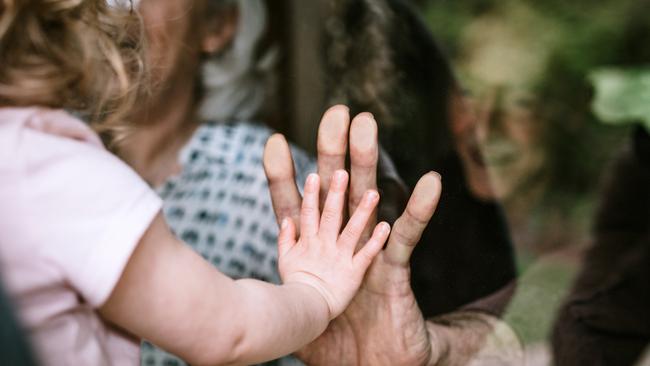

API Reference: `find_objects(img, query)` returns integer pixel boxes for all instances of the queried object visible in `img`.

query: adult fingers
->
[319,170,349,242]
[264,134,303,229]
[349,113,379,244]
[384,172,442,267]
[317,105,350,208]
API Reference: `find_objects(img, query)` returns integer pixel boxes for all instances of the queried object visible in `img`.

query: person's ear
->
[201,5,239,55]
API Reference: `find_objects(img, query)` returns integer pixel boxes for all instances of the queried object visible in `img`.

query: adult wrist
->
[425,320,451,366]
[425,312,523,366]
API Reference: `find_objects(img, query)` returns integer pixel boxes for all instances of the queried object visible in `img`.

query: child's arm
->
[100,171,389,366]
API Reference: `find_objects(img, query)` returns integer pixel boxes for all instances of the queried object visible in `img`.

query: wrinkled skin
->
[264,105,443,365]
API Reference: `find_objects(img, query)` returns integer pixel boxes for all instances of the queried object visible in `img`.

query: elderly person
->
[112,0,521,364]
[115,1,437,364]
[114,1,314,364]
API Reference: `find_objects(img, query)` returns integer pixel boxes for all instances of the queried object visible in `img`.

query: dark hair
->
[326,0,457,186]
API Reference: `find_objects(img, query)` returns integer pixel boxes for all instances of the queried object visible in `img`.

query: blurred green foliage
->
[422,0,649,66]
[591,67,650,132]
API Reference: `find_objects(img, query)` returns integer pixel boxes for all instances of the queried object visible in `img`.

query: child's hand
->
[277,170,390,320]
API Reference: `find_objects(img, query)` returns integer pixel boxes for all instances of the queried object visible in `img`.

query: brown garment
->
[552,127,650,365]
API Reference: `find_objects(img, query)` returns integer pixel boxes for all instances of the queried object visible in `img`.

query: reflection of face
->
[138,0,202,93]
[449,90,495,200]
[458,13,549,201]
[469,83,545,199]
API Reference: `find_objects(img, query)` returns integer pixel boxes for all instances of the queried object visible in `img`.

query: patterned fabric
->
[140,121,314,366]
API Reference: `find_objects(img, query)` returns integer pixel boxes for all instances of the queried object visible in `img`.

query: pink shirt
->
[0,107,162,365]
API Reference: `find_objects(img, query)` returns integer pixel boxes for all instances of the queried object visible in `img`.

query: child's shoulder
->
[0,107,105,170]
[0,108,129,186]
[0,107,103,149]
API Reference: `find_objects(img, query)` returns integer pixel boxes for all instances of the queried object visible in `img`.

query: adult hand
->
[264,105,443,365]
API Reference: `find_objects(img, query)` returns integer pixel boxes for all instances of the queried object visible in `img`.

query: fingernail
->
[366,190,379,201]
[431,171,442,181]
[281,218,289,229]
[334,170,347,183]
[307,173,318,187]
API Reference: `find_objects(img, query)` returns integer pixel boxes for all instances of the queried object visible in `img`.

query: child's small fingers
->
[338,190,380,250]
[300,174,321,237]
[277,218,297,257]
[353,222,391,269]
[319,170,348,241]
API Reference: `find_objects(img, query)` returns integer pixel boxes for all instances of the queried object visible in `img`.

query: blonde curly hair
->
[0,0,143,134]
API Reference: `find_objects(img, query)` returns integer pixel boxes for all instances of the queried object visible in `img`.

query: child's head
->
[0,0,143,129]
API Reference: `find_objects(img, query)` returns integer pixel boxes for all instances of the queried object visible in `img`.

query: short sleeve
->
[1,126,162,307]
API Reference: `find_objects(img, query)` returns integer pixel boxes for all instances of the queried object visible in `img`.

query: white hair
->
[106,0,139,9]
[198,0,276,122]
